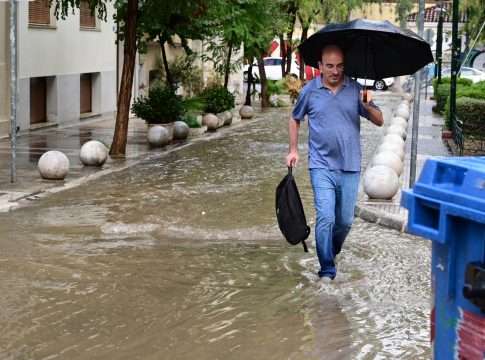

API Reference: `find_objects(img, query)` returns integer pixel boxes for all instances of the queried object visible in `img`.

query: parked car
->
[243,57,301,81]
[355,77,394,91]
[441,66,485,83]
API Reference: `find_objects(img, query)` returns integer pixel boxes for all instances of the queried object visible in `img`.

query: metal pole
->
[449,0,460,130]
[9,0,17,183]
[409,0,426,188]
[436,5,444,83]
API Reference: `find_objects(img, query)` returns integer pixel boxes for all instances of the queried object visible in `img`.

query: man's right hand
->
[286,151,299,168]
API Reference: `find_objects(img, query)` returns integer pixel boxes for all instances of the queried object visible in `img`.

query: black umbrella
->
[298,19,434,81]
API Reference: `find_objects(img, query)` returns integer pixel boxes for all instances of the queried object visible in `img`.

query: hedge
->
[444,96,485,132]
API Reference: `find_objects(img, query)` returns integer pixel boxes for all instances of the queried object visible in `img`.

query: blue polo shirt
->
[292,75,378,171]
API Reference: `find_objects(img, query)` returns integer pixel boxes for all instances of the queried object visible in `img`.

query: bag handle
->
[302,240,308,252]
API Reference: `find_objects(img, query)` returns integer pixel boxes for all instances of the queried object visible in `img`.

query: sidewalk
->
[0,105,258,212]
[355,90,451,231]
[0,92,451,232]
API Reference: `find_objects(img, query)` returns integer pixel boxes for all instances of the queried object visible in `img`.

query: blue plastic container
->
[402,157,485,359]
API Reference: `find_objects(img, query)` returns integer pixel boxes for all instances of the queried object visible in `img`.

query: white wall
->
[17,2,116,78]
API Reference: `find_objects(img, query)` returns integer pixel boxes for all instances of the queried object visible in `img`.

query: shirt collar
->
[317,75,350,89]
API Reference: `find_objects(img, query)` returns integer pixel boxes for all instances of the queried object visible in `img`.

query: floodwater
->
[0,108,430,359]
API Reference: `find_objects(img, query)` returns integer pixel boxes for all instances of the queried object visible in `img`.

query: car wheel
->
[374,80,387,91]
[243,71,248,82]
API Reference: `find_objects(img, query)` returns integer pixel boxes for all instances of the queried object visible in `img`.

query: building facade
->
[1,0,117,138]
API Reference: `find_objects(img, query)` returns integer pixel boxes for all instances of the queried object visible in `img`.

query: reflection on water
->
[0,108,430,359]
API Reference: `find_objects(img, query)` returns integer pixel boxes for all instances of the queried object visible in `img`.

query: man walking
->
[286,44,384,283]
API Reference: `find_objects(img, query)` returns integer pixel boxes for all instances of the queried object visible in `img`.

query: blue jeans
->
[310,168,360,279]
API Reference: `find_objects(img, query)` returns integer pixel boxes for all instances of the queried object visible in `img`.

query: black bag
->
[275,167,310,252]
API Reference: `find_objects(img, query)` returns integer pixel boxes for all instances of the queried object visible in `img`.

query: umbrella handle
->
[363,88,367,103]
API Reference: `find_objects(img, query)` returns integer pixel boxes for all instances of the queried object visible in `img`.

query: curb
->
[355,203,407,232]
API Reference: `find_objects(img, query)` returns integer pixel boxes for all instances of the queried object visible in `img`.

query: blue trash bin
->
[401,157,485,359]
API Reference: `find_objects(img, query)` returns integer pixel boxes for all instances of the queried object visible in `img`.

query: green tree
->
[138,0,211,87]
[396,0,413,29]
[242,0,288,107]
[200,0,246,89]
[48,0,140,156]
[461,0,485,49]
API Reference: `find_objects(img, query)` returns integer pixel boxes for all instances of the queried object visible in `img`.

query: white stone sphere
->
[216,112,227,127]
[223,111,233,125]
[399,100,410,107]
[383,133,405,147]
[38,150,70,180]
[372,151,403,176]
[363,165,400,199]
[395,107,410,120]
[80,140,108,166]
[387,124,407,140]
[390,116,408,128]
[239,105,254,119]
[147,125,169,146]
[402,93,413,101]
[173,121,189,140]
[202,113,219,131]
[378,141,405,160]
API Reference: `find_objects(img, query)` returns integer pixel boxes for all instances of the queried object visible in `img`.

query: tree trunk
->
[285,22,295,75]
[285,5,297,75]
[224,43,233,88]
[300,26,308,80]
[244,63,253,106]
[257,54,269,107]
[109,0,138,157]
[160,36,174,87]
[279,34,285,78]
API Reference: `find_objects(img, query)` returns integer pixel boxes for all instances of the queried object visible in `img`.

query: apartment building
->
[1,0,117,138]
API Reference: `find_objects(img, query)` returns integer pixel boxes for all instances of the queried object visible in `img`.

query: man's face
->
[318,49,344,87]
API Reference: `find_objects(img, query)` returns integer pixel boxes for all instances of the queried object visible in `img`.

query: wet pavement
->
[0,89,451,228]
[0,94,435,358]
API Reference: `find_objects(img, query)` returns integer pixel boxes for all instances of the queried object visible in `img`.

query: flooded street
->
[0,107,430,359]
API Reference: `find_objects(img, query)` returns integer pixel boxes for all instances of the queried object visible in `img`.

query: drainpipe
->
[9,0,17,183]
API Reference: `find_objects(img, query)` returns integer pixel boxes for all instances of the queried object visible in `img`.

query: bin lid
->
[411,157,485,214]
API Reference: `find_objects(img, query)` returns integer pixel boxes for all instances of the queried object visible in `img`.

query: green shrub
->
[456,86,485,100]
[184,117,201,128]
[201,86,235,113]
[456,97,485,125]
[131,83,187,124]
[442,81,485,128]
[433,77,473,100]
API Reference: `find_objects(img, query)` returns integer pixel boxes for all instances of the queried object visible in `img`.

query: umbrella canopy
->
[298,19,434,80]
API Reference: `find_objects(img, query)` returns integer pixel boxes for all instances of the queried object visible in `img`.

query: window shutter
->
[80,2,96,28]
[29,0,50,25]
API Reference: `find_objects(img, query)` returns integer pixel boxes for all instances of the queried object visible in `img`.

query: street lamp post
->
[434,0,446,84]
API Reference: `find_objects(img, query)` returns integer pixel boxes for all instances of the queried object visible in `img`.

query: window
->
[80,1,96,29]
[29,0,50,26]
